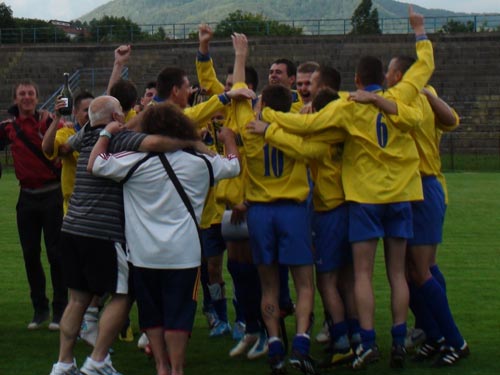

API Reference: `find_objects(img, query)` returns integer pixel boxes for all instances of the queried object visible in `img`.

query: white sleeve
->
[208,154,240,182]
[92,152,141,182]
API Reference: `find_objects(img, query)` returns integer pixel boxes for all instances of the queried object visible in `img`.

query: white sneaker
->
[137,332,149,350]
[80,318,98,347]
[247,330,268,360]
[229,333,258,357]
[80,355,122,375]
[49,360,79,375]
[315,321,330,344]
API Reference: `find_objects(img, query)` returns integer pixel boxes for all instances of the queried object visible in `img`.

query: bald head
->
[89,96,124,127]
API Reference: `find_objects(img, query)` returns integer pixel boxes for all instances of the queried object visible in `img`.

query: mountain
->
[79,0,463,25]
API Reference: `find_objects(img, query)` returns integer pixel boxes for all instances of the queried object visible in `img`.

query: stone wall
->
[1,32,500,161]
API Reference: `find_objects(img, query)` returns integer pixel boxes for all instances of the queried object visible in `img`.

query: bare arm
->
[348,90,398,115]
[217,126,240,162]
[87,121,124,172]
[42,99,65,157]
[422,88,458,127]
[232,33,248,84]
[107,45,131,94]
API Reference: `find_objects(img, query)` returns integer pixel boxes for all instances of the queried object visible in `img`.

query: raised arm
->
[106,45,131,95]
[42,98,65,157]
[196,24,225,95]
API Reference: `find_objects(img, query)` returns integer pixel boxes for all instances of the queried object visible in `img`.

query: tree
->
[88,16,146,42]
[440,19,475,33]
[0,2,15,28]
[214,10,302,37]
[351,0,381,35]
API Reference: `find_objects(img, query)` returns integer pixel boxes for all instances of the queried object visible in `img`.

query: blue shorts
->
[348,202,413,242]
[133,266,199,332]
[201,224,226,258]
[313,204,352,273]
[408,176,446,246]
[247,200,313,266]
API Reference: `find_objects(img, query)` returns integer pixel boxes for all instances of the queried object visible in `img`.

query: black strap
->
[158,153,203,249]
[119,152,156,185]
[11,120,61,179]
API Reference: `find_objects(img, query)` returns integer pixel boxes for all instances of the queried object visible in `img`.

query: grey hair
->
[88,96,123,125]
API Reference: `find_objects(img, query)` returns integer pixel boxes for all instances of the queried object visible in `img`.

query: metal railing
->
[1,14,500,44]
[40,67,129,112]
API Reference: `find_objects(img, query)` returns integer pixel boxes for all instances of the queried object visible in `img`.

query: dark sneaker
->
[289,350,319,375]
[413,339,442,362]
[352,344,380,370]
[269,354,287,375]
[28,310,49,330]
[390,345,406,368]
[432,341,470,367]
[319,347,354,368]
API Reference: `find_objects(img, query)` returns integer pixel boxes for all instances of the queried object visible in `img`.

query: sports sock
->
[268,337,285,357]
[391,322,407,347]
[200,262,212,311]
[410,282,442,340]
[227,259,246,323]
[292,334,311,355]
[208,282,227,323]
[347,318,361,346]
[430,264,447,292]
[330,321,350,350]
[359,328,376,350]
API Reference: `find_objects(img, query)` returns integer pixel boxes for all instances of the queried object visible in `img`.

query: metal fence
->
[0,14,500,44]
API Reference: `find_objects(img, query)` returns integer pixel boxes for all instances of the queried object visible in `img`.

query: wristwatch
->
[99,129,113,139]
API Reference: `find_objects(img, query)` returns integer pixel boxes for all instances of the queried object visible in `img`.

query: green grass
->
[0,170,499,374]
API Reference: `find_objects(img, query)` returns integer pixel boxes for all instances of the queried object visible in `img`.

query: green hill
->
[79,0,462,25]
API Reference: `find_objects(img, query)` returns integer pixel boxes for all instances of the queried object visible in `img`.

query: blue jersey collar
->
[364,84,383,92]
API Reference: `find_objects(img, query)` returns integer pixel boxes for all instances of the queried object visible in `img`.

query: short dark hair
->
[141,102,200,140]
[393,55,416,75]
[156,67,187,100]
[356,56,385,87]
[226,65,259,91]
[312,88,340,112]
[145,81,156,90]
[297,61,320,74]
[271,58,296,77]
[261,84,292,113]
[73,91,94,110]
[316,66,342,92]
[109,79,138,112]
[13,80,39,99]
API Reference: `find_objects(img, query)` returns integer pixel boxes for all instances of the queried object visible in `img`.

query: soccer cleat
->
[229,333,258,357]
[203,306,218,329]
[319,347,354,368]
[209,320,231,337]
[80,355,123,375]
[80,318,98,347]
[315,321,330,344]
[352,344,380,370]
[390,345,406,368]
[232,320,246,341]
[48,322,60,331]
[137,332,149,350]
[49,360,79,375]
[247,330,269,359]
[118,324,134,342]
[413,339,443,361]
[404,327,426,352]
[269,354,287,375]
[432,341,470,367]
[28,310,50,330]
[288,349,320,375]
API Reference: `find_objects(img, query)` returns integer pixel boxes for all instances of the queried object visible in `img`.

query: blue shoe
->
[247,330,268,359]
[203,306,218,329]
[209,320,231,337]
[232,321,246,341]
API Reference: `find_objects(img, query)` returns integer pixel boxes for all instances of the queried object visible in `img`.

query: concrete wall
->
[1,32,500,156]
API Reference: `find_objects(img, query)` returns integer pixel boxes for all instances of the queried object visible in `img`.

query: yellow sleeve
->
[264,123,330,162]
[195,57,225,95]
[44,127,75,160]
[386,100,423,132]
[388,39,435,105]
[261,98,352,137]
[184,94,225,125]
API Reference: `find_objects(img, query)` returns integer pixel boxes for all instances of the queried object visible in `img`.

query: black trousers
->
[16,187,67,317]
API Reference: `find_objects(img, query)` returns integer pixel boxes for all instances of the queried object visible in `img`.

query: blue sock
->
[269,338,285,357]
[236,263,262,334]
[330,321,348,345]
[227,260,246,323]
[347,318,361,347]
[420,277,464,348]
[292,334,311,355]
[391,323,407,347]
[430,264,447,292]
[200,262,212,311]
[413,282,442,341]
[359,328,376,350]
[209,282,227,323]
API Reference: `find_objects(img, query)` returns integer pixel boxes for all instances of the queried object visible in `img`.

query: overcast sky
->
[5,0,500,21]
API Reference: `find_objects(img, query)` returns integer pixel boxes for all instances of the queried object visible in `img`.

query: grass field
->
[0,170,499,375]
